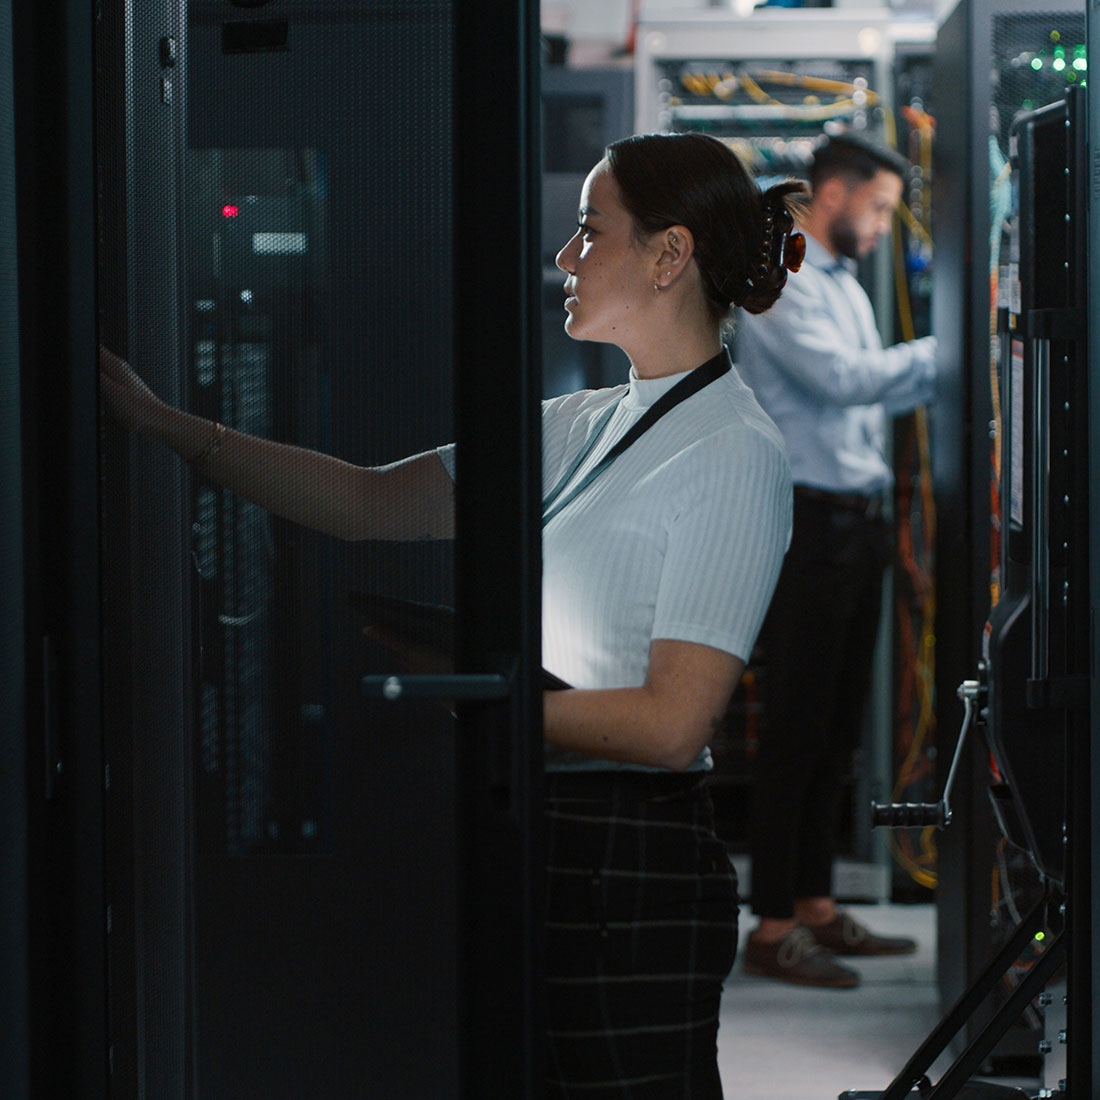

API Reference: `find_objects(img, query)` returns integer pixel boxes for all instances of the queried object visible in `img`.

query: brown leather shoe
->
[743,927,860,988]
[804,910,917,956]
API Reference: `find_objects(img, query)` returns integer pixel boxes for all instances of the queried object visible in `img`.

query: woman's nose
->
[556,232,578,273]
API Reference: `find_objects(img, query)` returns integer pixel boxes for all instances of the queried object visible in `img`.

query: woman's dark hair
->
[605,132,807,319]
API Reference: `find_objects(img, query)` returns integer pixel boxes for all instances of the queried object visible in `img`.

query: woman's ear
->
[653,225,695,290]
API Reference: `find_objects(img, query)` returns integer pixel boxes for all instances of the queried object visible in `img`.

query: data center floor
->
[718,902,1041,1100]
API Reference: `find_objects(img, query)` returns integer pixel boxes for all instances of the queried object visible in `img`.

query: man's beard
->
[829,217,863,261]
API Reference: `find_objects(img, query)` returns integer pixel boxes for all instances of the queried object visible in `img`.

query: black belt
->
[794,484,885,520]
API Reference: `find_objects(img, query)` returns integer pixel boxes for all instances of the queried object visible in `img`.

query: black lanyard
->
[541,349,731,526]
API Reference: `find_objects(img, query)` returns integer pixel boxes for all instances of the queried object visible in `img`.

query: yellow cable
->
[749,68,881,105]
[890,149,940,889]
[737,72,772,105]
[738,72,870,122]
[882,106,898,151]
[898,202,933,247]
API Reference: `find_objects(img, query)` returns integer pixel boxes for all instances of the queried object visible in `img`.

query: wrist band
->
[194,420,225,464]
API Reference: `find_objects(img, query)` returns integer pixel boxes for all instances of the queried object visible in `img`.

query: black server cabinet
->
[1,5,28,1094]
[988,89,1090,1095]
[9,0,545,1097]
[4,0,106,1096]
[931,0,1085,1075]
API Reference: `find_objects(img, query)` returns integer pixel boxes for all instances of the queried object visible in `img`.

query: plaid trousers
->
[544,770,739,1099]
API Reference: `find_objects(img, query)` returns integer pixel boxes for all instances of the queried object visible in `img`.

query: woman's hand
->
[97,344,455,541]
[99,346,165,435]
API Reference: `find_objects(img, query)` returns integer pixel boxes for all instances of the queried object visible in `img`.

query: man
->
[735,132,938,988]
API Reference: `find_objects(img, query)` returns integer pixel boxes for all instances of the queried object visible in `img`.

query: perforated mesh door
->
[97,4,476,1094]
[190,7,462,1093]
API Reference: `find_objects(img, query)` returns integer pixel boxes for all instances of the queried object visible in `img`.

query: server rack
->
[858,84,1090,1100]
[0,4,25,1086]
[1089,5,1100,1086]
[5,1,105,1095]
[9,0,547,1095]
[931,0,1088,1079]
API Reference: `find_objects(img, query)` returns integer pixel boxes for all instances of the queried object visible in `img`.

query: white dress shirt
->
[734,231,937,496]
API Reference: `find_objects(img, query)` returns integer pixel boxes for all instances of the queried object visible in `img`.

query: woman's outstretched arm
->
[99,347,454,542]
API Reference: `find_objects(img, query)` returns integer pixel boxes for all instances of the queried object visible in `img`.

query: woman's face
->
[555,161,657,346]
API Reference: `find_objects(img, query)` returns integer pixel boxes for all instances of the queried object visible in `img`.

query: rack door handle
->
[361,673,510,703]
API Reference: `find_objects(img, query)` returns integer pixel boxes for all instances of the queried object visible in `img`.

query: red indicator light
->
[222,204,239,218]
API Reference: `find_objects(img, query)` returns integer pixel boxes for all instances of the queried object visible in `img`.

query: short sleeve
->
[435,443,456,481]
[651,433,792,662]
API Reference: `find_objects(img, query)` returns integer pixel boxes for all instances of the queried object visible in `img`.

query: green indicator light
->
[1068,70,1078,81]
[1051,29,1061,42]
[1035,931,1046,942]
[1031,57,1044,70]
[1053,57,1066,71]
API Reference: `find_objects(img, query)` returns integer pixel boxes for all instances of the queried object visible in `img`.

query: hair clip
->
[723,196,805,308]
[777,217,806,274]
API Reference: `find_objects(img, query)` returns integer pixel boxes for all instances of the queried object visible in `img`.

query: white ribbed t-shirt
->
[438,356,792,771]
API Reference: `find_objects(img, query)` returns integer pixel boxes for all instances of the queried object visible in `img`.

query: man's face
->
[828,169,903,260]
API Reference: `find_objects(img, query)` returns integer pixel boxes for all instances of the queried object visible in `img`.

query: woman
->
[101,131,806,1097]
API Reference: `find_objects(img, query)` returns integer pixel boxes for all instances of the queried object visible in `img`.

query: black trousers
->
[748,490,888,919]
[544,770,738,1099]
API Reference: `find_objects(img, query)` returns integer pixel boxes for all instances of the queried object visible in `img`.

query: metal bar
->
[929,933,1066,1100]
[361,673,510,702]
[878,897,1047,1100]
[941,682,978,820]
[1031,335,1050,682]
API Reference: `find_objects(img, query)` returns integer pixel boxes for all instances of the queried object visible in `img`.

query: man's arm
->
[744,275,937,411]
